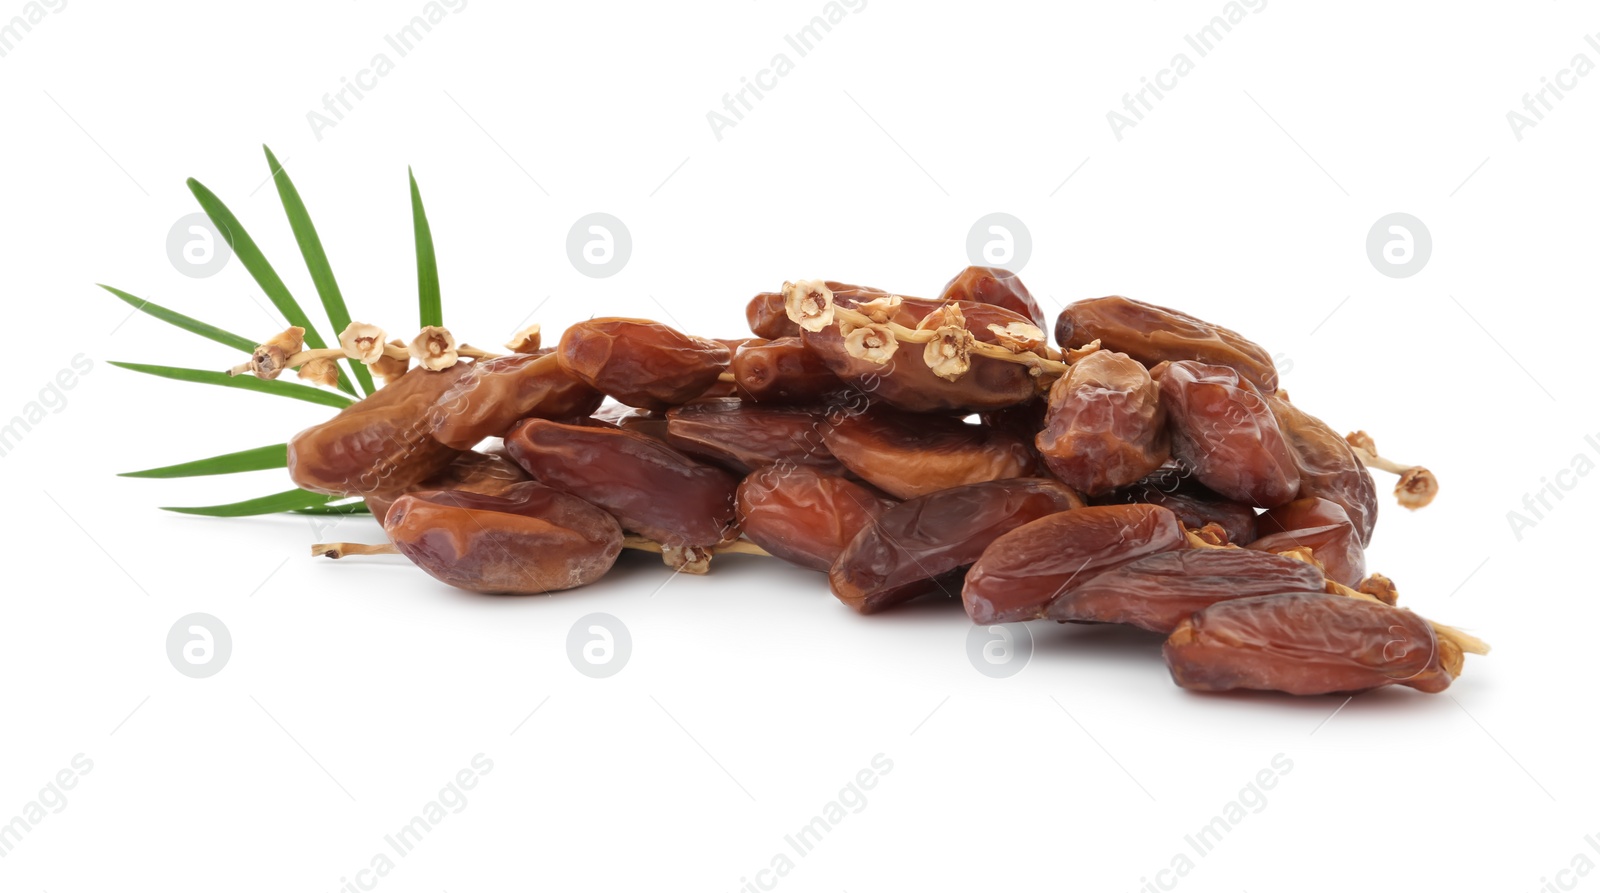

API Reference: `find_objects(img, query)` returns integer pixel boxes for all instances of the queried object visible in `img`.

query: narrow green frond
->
[160,488,333,517]
[409,168,442,329]
[291,501,373,515]
[107,361,353,409]
[99,284,257,353]
[120,444,288,479]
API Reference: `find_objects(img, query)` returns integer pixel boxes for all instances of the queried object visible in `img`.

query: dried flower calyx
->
[297,356,339,388]
[339,322,387,364]
[505,323,542,354]
[783,280,835,333]
[843,322,899,365]
[919,304,974,381]
[248,326,305,380]
[409,326,459,371]
[986,321,1046,353]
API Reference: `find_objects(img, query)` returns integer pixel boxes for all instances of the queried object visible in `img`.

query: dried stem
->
[830,305,1070,378]
[1346,431,1438,509]
[312,541,399,558]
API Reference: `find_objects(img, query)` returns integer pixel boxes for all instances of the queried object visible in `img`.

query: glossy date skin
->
[1046,549,1327,633]
[1270,396,1378,546]
[829,478,1083,614]
[288,361,471,498]
[730,337,845,404]
[1163,593,1452,695]
[1246,496,1366,587]
[937,266,1047,330]
[557,318,731,410]
[665,400,845,475]
[1036,350,1169,496]
[505,418,739,548]
[1055,296,1279,393]
[801,296,1038,414]
[1094,467,1258,546]
[737,467,896,572]
[822,404,1036,499]
[429,352,603,450]
[1159,360,1300,509]
[962,504,1187,624]
[364,449,532,522]
[385,482,623,594]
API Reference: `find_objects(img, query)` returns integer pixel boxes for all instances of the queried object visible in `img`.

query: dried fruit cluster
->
[242,265,1480,697]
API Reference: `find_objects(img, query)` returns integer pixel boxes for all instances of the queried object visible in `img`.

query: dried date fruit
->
[962,504,1187,624]
[1035,350,1168,496]
[429,351,603,450]
[1159,360,1300,508]
[385,482,623,594]
[1055,295,1279,392]
[665,400,845,475]
[557,317,731,410]
[505,417,739,548]
[1046,549,1327,633]
[1094,468,1258,546]
[288,360,472,498]
[821,404,1036,499]
[737,467,895,572]
[1246,496,1366,587]
[730,337,845,404]
[829,478,1083,614]
[1163,593,1455,695]
[937,265,1047,330]
[747,291,802,339]
[1270,396,1378,545]
[365,449,532,522]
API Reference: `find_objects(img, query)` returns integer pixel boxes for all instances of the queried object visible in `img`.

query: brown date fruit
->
[1055,296,1279,393]
[821,404,1036,499]
[591,403,672,443]
[737,467,896,572]
[1035,350,1168,496]
[1246,496,1366,587]
[385,482,623,594]
[429,352,603,450]
[288,361,472,498]
[829,478,1083,614]
[1046,549,1327,633]
[665,399,845,475]
[557,318,731,410]
[937,265,1047,331]
[747,292,801,339]
[505,418,739,548]
[364,449,532,522]
[731,337,844,404]
[1269,396,1378,546]
[1094,468,1258,546]
[1163,593,1454,695]
[800,296,1037,414]
[1159,360,1300,508]
[962,504,1187,624]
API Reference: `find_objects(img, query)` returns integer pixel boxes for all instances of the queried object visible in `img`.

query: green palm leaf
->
[409,168,442,328]
[108,361,353,408]
[264,146,375,396]
[100,285,257,353]
[161,488,333,517]
[291,501,372,515]
[120,444,288,479]
[187,176,357,396]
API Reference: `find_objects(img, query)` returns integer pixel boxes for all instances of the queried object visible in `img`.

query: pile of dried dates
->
[246,266,1485,697]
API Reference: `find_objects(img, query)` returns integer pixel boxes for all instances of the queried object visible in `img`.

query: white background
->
[1,1,1595,890]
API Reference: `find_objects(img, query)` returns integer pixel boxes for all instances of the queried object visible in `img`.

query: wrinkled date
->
[737,466,896,572]
[822,404,1037,499]
[429,351,603,450]
[288,360,471,498]
[505,418,739,548]
[730,337,845,404]
[1046,549,1327,633]
[364,449,531,522]
[665,400,845,475]
[938,265,1047,331]
[1055,295,1280,393]
[557,317,731,410]
[1159,360,1300,508]
[1036,350,1169,496]
[962,504,1187,624]
[1094,467,1258,546]
[829,478,1083,614]
[1247,496,1366,587]
[385,482,624,594]
[1270,396,1378,546]
[1163,593,1454,695]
